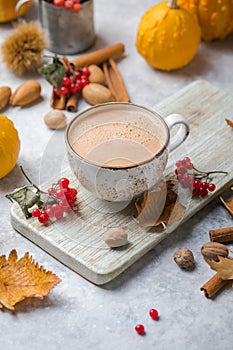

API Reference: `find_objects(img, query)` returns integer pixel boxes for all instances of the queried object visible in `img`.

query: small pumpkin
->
[178,0,233,41]
[136,0,201,71]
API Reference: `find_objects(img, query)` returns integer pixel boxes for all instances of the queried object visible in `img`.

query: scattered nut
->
[201,242,229,262]
[173,248,195,270]
[88,64,106,85]
[0,86,11,111]
[10,80,41,106]
[82,83,115,105]
[44,110,67,129]
[104,227,128,248]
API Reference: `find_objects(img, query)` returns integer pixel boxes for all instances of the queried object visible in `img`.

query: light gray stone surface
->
[0,1,233,349]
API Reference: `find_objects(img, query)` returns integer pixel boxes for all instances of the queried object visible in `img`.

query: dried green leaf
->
[6,186,40,219]
[38,55,65,89]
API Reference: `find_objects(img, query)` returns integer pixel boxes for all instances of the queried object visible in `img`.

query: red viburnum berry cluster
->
[53,0,81,12]
[32,177,78,224]
[53,66,90,97]
[175,157,218,197]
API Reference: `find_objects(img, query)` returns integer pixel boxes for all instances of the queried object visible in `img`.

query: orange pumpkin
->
[178,0,233,41]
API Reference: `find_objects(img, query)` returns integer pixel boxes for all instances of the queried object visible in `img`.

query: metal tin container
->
[39,0,95,55]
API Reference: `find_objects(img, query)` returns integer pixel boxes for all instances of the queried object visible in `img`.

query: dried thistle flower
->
[1,21,47,76]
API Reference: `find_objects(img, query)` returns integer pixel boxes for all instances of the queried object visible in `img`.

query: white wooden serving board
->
[10,80,233,284]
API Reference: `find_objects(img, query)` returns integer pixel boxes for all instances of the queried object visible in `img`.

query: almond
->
[88,65,106,85]
[201,242,229,261]
[82,83,115,105]
[0,86,11,111]
[10,80,41,106]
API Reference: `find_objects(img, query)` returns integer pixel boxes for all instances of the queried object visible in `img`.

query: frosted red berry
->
[135,324,145,335]
[149,308,159,320]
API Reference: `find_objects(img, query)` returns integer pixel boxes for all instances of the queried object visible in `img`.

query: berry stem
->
[193,167,228,176]
[20,165,41,192]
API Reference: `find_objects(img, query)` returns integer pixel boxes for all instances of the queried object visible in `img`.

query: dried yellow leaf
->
[206,256,233,280]
[0,249,61,310]
[226,118,233,128]
[134,180,186,229]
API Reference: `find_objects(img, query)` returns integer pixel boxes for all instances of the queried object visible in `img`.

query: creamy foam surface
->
[72,122,163,168]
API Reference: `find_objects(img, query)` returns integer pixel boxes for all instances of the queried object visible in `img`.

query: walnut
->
[173,248,195,270]
[201,242,229,262]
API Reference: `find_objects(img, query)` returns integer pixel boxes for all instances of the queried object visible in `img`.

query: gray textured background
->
[0,1,233,349]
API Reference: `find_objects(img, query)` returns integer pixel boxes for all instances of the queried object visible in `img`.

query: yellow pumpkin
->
[178,0,233,41]
[136,0,201,71]
[0,115,20,179]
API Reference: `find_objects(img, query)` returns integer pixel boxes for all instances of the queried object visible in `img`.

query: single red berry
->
[32,208,41,218]
[64,0,74,9]
[75,71,82,80]
[70,83,77,93]
[175,160,183,168]
[66,194,76,205]
[69,188,78,197]
[135,324,145,335]
[62,76,71,87]
[58,177,70,189]
[38,210,49,224]
[193,179,201,189]
[46,206,55,218]
[208,183,216,192]
[53,0,64,7]
[200,188,208,197]
[182,175,193,188]
[60,85,69,95]
[75,81,82,92]
[48,187,56,195]
[54,207,64,220]
[200,182,209,190]
[82,66,90,77]
[149,309,159,320]
[192,187,200,196]
[80,77,89,87]
[53,88,60,96]
[177,166,187,176]
[73,2,80,12]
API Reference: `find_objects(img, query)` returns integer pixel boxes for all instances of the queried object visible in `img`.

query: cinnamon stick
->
[200,273,228,298]
[66,92,79,112]
[71,43,125,68]
[50,91,66,110]
[219,195,233,216]
[209,226,233,243]
[103,58,130,102]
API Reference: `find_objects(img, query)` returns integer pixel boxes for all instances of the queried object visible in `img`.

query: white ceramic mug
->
[65,102,189,202]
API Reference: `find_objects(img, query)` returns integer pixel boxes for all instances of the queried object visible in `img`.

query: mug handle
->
[164,113,189,152]
[16,0,31,15]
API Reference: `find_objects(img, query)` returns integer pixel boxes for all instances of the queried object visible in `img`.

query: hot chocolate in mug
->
[0,0,32,22]
[65,102,189,202]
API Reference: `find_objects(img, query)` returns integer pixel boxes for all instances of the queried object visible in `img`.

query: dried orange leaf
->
[226,118,233,128]
[219,196,233,217]
[0,249,61,310]
[206,256,233,280]
[134,180,186,229]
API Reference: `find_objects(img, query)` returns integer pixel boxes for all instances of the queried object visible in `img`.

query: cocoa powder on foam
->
[72,122,162,168]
